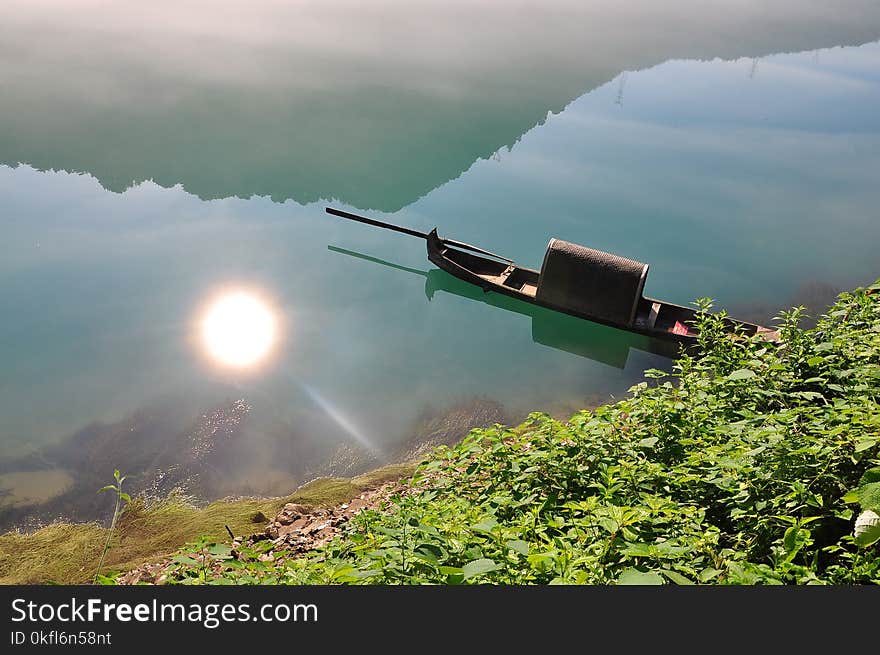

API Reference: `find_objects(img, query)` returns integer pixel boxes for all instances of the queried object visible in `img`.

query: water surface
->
[2,1,880,526]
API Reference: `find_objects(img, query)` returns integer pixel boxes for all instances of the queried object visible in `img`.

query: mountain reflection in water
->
[2,1,879,210]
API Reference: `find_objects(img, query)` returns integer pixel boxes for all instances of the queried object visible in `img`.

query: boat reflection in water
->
[328,246,680,370]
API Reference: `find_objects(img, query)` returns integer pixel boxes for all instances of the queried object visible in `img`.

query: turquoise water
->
[1,2,880,520]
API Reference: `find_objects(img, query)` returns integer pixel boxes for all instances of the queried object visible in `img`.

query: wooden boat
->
[327,245,684,367]
[326,207,779,344]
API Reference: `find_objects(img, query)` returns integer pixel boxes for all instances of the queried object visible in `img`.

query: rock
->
[283,503,309,516]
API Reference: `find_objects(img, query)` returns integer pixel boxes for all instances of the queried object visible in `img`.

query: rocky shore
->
[119,478,409,584]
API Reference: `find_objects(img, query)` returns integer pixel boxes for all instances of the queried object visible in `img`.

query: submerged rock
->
[391,396,507,463]
[0,393,505,533]
[0,398,252,533]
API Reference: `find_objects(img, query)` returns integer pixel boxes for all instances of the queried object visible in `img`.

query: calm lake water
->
[2,1,880,526]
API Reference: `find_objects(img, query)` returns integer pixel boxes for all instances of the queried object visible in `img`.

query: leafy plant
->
[846,467,880,547]
[94,469,131,584]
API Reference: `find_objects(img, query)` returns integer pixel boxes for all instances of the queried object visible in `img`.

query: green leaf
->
[349,569,382,579]
[414,544,444,563]
[98,485,115,493]
[597,517,619,534]
[545,516,566,529]
[471,518,498,534]
[462,558,499,580]
[171,555,200,567]
[637,437,658,448]
[843,489,860,504]
[653,541,691,557]
[860,468,880,486]
[506,540,530,556]
[857,482,880,513]
[207,544,232,558]
[727,369,756,381]
[854,511,880,548]
[527,552,557,572]
[617,569,664,585]
[855,439,878,453]
[329,565,356,581]
[622,543,653,557]
[698,568,721,583]
[661,570,694,585]
[782,527,809,562]
[792,391,825,401]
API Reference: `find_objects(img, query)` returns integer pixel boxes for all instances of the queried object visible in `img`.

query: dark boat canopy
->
[536,239,649,327]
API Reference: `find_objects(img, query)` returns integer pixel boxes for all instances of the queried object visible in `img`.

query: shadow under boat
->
[328,245,681,369]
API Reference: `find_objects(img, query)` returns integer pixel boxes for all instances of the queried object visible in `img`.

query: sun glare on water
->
[200,291,278,368]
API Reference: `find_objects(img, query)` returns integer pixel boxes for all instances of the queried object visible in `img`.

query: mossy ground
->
[0,464,415,584]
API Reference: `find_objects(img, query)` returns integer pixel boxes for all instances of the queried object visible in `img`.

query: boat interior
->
[633,298,697,335]
[445,247,540,297]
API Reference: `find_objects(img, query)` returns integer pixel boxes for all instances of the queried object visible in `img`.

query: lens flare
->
[300,383,381,455]
[201,291,277,368]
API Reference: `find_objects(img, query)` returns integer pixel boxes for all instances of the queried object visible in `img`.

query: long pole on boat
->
[326,207,429,239]
[325,207,513,262]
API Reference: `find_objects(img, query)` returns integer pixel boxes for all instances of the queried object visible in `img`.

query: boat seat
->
[497,265,515,285]
[535,238,649,327]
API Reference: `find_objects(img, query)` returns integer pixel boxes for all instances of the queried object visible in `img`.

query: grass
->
[0,464,415,584]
